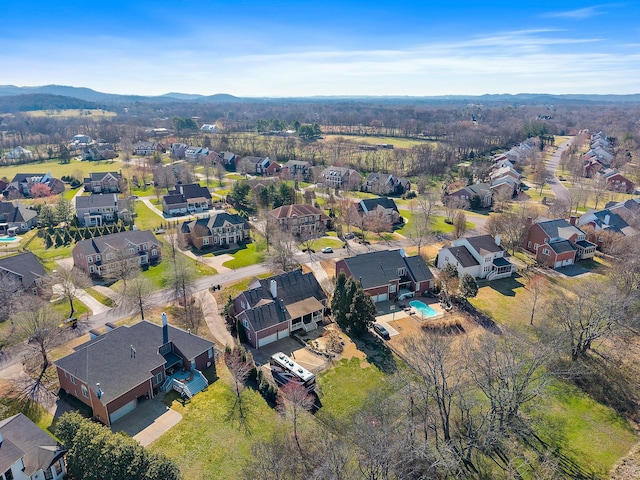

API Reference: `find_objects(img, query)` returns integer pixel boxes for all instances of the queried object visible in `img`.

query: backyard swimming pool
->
[0,237,17,242]
[409,300,438,318]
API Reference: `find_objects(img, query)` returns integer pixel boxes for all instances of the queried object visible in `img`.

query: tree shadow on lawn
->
[351,334,397,374]
[481,274,526,297]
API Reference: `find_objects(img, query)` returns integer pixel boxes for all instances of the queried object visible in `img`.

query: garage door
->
[554,261,562,269]
[376,293,388,303]
[277,329,289,340]
[110,399,136,424]
[258,332,278,348]
[563,258,573,266]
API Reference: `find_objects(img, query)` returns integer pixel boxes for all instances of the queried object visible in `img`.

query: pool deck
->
[374,297,444,336]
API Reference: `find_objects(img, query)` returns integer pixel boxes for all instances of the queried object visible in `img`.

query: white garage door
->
[563,258,574,266]
[110,399,136,424]
[554,261,562,268]
[277,329,289,340]
[376,293,388,303]
[258,332,278,348]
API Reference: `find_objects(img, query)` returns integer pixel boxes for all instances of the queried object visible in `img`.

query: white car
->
[321,247,333,253]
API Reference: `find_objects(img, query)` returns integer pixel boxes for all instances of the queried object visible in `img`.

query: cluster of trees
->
[331,273,376,336]
[56,412,182,480]
[37,221,131,248]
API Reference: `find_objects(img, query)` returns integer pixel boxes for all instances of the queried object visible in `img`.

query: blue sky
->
[2,1,639,96]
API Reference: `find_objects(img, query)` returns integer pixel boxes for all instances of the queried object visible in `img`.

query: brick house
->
[362,173,411,196]
[600,169,636,194]
[6,173,65,198]
[437,234,516,280]
[55,317,215,426]
[269,204,330,236]
[358,197,401,226]
[233,269,327,348]
[0,413,67,480]
[162,183,212,216]
[448,183,493,208]
[335,249,434,303]
[280,160,313,181]
[524,218,597,268]
[83,171,122,193]
[180,212,250,250]
[72,229,161,277]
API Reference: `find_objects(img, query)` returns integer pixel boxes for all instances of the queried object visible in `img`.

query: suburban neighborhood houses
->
[2,96,640,480]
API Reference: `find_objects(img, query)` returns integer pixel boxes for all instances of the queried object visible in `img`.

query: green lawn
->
[133,202,164,231]
[222,242,266,269]
[51,297,90,319]
[429,215,475,234]
[528,379,637,477]
[0,158,126,181]
[85,287,116,307]
[322,134,432,149]
[62,187,80,201]
[299,237,345,252]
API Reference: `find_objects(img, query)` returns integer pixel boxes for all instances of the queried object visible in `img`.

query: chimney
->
[270,280,278,299]
[495,235,501,246]
[526,216,533,227]
[96,383,103,399]
[399,248,406,257]
[604,214,610,225]
[569,215,577,226]
[105,322,118,332]
[89,329,102,340]
[162,312,169,345]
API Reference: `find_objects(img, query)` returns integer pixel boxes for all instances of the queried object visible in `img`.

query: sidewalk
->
[196,290,234,348]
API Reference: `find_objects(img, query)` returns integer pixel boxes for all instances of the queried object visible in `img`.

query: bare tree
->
[591,175,610,210]
[15,300,61,373]
[277,382,315,456]
[532,160,548,194]
[215,162,226,187]
[526,274,548,325]
[0,275,23,322]
[104,247,141,290]
[265,230,299,272]
[453,211,467,239]
[485,203,542,255]
[443,196,468,223]
[50,265,91,316]
[121,274,155,320]
[224,344,254,428]
[364,210,392,241]
[168,255,199,332]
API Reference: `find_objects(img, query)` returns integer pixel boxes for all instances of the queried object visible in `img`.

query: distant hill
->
[0,93,98,114]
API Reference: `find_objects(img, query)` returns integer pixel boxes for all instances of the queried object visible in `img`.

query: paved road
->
[545,140,572,204]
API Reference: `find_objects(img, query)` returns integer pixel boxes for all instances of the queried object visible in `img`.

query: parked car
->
[321,247,333,253]
[344,232,355,240]
[372,323,390,340]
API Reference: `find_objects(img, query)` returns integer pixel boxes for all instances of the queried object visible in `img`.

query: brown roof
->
[269,203,328,220]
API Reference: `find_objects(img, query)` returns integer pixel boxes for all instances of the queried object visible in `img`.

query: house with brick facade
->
[362,173,411,196]
[280,160,313,181]
[335,249,433,303]
[599,169,636,194]
[524,218,597,268]
[72,229,161,277]
[0,413,67,480]
[269,203,330,236]
[55,316,214,426]
[75,194,119,227]
[233,269,327,349]
[180,212,250,250]
[320,166,362,190]
[448,183,493,208]
[437,234,516,280]
[83,171,122,193]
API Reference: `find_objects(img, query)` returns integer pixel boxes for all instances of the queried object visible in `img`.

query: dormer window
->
[397,267,406,276]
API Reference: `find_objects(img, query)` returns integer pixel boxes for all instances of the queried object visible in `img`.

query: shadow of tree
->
[350,334,398,374]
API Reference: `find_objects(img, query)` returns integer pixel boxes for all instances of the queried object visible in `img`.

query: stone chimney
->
[495,235,501,246]
[569,215,577,226]
[162,312,169,345]
[270,280,278,299]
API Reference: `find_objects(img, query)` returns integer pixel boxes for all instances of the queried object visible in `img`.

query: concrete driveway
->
[111,398,182,446]
[545,140,572,204]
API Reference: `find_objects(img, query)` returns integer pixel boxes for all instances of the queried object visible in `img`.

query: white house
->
[4,146,33,160]
[437,234,516,280]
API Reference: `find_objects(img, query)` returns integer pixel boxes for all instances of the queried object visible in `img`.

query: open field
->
[0,158,126,181]
[321,134,434,149]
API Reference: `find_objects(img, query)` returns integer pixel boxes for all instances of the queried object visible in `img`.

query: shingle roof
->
[446,246,480,268]
[466,235,504,255]
[340,250,433,289]
[74,230,158,256]
[75,193,118,209]
[536,219,584,240]
[0,413,65,476]
[55,321,214,405]
[0,252,46,289]
[167,183,211,201]
[88,171,120,181]
[269,203,328,220]
[360,197,399,213]
[548,239,576,254]
[181,212,249,235]
[0,201,38,223]
[404,255,435,282]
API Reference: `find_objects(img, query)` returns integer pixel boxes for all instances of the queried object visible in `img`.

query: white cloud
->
[543,6,604,20]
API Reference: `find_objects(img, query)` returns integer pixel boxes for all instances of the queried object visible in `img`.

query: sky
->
[1,1,640,97]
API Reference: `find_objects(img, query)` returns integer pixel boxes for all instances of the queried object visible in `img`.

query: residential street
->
[545,140,572,205]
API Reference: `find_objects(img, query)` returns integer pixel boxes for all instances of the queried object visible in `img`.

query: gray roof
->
[0,200,38,223]
[55,321,214,405]
[75,193,118,209]
[0,252,46,289]
[548,239,576,254]
[74,230,159,256]
[0,413,65,476]
[340,249,433,289]
[536,219,584,240]
[236,269,326,332]
[465,183,492,196]
[163,194,187,205]
[404,255,435,282]
[181,212,248,235]
[87,171,120,181]
[590,209,630,234]
[360,197,399,213]
[466,235,504,255]
[446,246,480,268]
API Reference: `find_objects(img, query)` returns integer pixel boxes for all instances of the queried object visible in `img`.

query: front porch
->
[288,298,324,333]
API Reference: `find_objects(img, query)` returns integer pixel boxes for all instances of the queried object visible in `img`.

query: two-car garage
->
[109,399,137,424]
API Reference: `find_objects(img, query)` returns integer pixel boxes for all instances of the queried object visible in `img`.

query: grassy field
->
[85,287,115,307]
[321,134,433,149]
[133,201,164,231]
[222,242,266,269]
[0,158,126,182]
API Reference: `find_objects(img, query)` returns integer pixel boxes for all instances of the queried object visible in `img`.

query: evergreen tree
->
[346,287,376,336]
[459,273,479,300]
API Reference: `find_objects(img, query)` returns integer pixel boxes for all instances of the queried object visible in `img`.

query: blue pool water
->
[0,237,16,242]
[409,300,438,317]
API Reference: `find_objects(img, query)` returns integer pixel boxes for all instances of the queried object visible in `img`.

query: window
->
[389,284,397,293]
[151,249,157,256]
[203,237,209,245]
[143,243,148,250]
[55,460,63,475]
[89,266,95,273]
[81,385,89,398]
[70,375,76,385]
[243,319,250,329]
[153,372,163,385]
[44,467,53,480]
[87,256,93,263]
[208,347,214,359]
[527,241,532,248]
[397,267,406,276]
[533,243,539,251]
[542,248,550,255]
[96,254,101,261]
[4,468,14,480]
